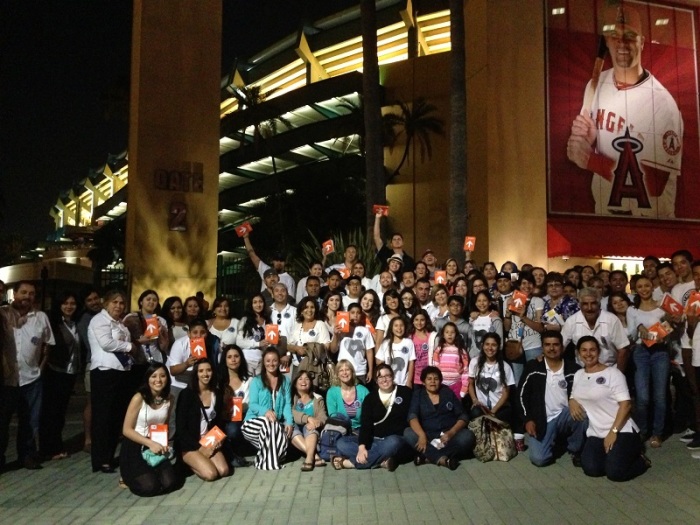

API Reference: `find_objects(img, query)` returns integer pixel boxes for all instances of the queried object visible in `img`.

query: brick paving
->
[1,387,700,524]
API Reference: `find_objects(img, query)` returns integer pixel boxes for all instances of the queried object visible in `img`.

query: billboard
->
[547,0,699,223]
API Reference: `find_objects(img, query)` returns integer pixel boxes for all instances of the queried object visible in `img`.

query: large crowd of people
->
[1,219,698,495]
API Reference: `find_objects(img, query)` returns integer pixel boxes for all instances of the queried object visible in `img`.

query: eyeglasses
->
[377,374,393,380]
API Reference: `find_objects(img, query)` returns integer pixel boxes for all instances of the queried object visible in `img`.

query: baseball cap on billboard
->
[600,5,643,37]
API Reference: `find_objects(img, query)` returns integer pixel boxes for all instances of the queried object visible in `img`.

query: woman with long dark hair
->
[467,333,515,422]
[217,344,252,467]
[235,293,271,376]
[161,296,188,348]
[40,290,81,460]
[175,359,229,481]
[241,348,293,470]
[120,363,182,496]
[207,296,239,365]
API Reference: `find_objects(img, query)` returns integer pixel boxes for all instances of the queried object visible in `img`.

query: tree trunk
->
[448,0,467,260]
[361,0,386,240]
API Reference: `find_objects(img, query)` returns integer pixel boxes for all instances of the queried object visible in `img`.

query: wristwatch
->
[611,426,619,434]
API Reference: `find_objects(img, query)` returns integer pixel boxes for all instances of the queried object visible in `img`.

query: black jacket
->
[517,359,579,441]
[358,385,412,448]
[175,387,223,453]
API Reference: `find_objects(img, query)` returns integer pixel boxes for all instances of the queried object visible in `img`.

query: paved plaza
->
[1,387,700,525]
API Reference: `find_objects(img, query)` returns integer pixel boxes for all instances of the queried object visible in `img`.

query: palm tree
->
[448,0,467,260]
[230,85,292,174]
[384,97,445,183]
[360,0,386,237]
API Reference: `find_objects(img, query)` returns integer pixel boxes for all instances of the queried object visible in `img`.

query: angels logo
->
[227,327,236,333]
[608,129,651,209]
[400,346,409,354]
[596,376,606,385]
[395,396,403,405]
[558,379,567,389]
[446,402,453,410]
[253,333,261,342]
[309,330,316,337]
[663,130,681,157]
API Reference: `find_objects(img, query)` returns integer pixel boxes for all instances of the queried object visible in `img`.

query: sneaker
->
[687,438,700,451]
[680,429,697,443]
[515,439,528,452]
[691,452,700,460]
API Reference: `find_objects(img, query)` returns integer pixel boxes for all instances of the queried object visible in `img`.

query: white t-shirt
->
[571,367,638,438]
[468,359,515,410]
[375,337,416,386]
[168,336,195,390]
[508,297,544,350]
[208,318,239,346]
[544,362,568,422]
[629,307,665,344]
[337,325,375,376]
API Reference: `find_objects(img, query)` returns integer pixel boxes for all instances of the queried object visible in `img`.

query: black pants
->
[39,368,76,457]
[90,369,132,471]
[120,437,182,497]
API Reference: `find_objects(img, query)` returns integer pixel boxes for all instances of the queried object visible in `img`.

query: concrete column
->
[126,0,221,306]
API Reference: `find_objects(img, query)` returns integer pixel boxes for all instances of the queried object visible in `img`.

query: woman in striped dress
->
[242,348,293,469]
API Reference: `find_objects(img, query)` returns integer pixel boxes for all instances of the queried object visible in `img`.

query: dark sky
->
[0,0,357,241]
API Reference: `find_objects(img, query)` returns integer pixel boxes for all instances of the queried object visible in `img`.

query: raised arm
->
[243,232,262,270]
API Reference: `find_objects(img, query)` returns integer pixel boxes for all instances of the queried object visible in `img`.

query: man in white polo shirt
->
[0,281,55,470]
[561,287,630,372]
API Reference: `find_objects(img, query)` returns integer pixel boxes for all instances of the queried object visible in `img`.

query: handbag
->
[468,415,517,463]
[141,447,168,467]
[317,414,351,461]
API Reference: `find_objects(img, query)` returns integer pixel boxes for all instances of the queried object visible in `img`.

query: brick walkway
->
[1,388,700,524]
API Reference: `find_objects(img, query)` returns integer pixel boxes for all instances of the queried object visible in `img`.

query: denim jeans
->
[580,432,648,481]
[526,408,587,466]
[403,427,475,463]
[633,345,670,437]
[0,380,43,463]
[336,434,406,469]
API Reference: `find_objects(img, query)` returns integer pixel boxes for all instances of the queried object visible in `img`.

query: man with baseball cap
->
[373,211,415,271]
[242,231,296,298]
[567,4,683,218]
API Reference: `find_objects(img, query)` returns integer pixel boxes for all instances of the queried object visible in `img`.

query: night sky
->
[0,0,357,241]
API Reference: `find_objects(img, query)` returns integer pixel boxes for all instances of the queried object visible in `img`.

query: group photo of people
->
[2,216,699,496]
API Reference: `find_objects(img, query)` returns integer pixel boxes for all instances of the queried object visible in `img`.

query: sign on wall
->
[547,0,699,222]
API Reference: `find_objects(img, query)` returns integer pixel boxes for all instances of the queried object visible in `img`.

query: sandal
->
[118,478,128,490]
[51,452,69,460]
[650,436,662,448]
[314,457,326,467]
[301,462,315,472]
[331,456,345,470]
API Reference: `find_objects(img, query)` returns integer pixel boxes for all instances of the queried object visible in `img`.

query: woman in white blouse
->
[88,289,136,473]
[288,297,331,375]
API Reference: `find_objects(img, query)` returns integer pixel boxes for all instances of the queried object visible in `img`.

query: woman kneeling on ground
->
[120,363,182,496]
[569,336,650,481]
[404,366,475,470]
[242,348,294,470]
[175,359,230,481]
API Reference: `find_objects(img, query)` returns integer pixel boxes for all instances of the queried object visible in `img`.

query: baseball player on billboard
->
[567,3,683,218]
